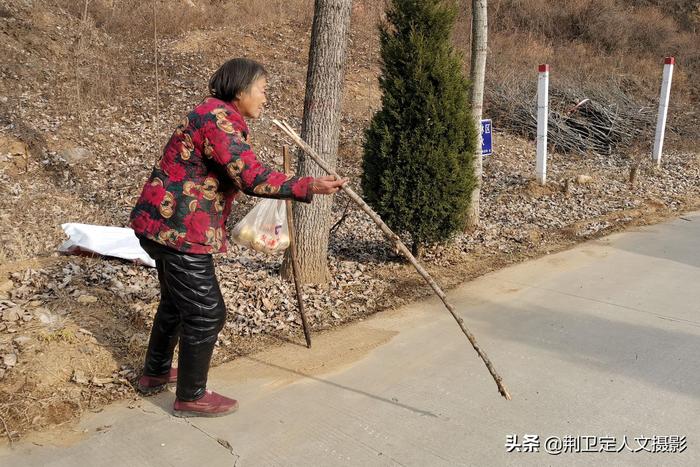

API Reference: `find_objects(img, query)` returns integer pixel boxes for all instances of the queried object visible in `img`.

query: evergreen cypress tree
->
[362,0,476,256]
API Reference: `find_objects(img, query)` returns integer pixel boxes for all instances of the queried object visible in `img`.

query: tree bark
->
[281,0,352,284]
[464,0,488,231]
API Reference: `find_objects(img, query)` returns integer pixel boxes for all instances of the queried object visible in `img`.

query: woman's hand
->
[310,176,348,195]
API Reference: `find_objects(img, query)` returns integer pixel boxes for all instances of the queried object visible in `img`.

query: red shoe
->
[136,367,178,395]
[173,390,239,418]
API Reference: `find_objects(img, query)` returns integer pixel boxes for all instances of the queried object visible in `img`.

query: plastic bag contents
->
[232,199,290,254]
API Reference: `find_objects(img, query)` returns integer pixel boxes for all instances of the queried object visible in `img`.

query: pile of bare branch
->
[488,80,656,156]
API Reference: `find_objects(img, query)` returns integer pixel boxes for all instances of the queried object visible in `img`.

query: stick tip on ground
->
[501,388,512,400]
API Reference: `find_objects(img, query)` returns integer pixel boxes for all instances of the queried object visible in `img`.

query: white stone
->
[3,353,17,367]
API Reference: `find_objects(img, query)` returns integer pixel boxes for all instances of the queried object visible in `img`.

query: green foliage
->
[362,0,476,253]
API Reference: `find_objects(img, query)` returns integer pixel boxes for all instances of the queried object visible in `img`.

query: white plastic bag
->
[58,223,156,267]
[231,199,290,255]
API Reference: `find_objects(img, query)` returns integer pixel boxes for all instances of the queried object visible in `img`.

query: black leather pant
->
[138,237,227,401]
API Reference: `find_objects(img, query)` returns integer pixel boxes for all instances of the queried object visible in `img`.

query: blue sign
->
[481,119,493,156]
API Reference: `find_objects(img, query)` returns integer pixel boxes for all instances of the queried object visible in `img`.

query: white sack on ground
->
[58,223,156,267]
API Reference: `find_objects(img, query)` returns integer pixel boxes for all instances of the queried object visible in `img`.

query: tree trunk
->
[280,0,352,284]
[464,0,488,231]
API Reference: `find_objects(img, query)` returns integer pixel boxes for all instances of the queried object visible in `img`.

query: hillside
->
[0,0,698,441]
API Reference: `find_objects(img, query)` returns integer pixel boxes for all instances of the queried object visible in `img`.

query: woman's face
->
[235,77,267,119]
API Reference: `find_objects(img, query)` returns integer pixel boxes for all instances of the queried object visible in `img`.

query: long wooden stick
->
[273,119,512,400]
[283,145,312,348]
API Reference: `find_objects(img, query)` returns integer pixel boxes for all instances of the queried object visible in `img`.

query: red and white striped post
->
[652,57,675,166]
[536,64,550,185]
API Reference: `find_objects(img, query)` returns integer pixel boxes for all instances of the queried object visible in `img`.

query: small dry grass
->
[455,0,700,103]
[53,0,318,37]
[46,0,699,110]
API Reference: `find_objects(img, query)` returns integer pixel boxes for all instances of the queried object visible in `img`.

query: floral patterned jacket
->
[129,97,314,254]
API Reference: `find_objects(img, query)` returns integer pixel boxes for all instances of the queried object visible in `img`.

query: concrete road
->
[2,212,700,466]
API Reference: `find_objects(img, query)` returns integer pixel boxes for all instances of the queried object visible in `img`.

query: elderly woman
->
[130,58,345,417]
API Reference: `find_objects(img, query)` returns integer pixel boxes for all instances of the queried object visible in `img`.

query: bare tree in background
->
[464,0,487,231]
[280,0,353,284]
